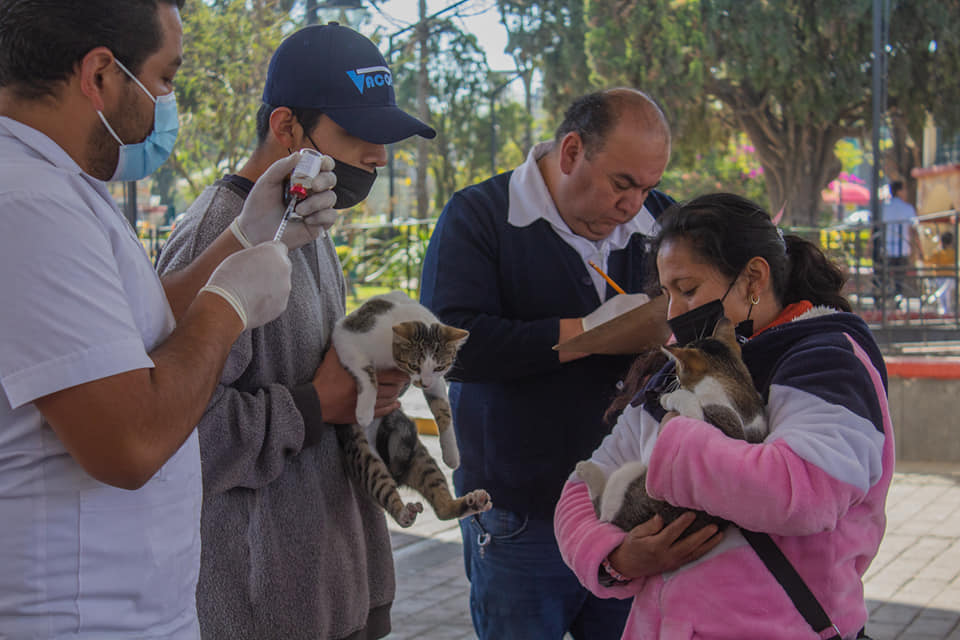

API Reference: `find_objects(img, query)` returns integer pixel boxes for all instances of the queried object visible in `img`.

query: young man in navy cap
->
[158,23,436,639]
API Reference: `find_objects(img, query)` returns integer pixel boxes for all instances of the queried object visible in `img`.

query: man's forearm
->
[161,227,244,321]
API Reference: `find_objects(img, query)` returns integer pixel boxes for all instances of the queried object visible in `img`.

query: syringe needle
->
[273,199,297,243]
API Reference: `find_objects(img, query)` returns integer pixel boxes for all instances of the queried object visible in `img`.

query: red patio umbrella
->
[821,180,871,206]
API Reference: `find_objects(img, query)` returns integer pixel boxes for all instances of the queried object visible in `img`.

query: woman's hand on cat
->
[607,513,723,579]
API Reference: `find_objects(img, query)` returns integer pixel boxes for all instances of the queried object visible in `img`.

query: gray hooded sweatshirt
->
[157,177,394,640]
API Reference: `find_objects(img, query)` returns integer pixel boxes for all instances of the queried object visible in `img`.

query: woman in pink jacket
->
[555,194,891,639]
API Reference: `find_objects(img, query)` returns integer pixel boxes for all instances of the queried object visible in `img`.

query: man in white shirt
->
[880,180,922,299]
[0,1,335,636]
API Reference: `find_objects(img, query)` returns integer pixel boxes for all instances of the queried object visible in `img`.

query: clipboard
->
[553,295,671,355]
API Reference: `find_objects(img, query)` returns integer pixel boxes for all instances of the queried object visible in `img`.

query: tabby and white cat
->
[331,291,492,527]
[576,317,767,535]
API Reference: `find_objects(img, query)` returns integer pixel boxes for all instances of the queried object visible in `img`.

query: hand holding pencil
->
[581,261,649,331]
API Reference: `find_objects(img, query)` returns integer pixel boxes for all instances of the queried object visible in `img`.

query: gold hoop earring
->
[751,294,760,305]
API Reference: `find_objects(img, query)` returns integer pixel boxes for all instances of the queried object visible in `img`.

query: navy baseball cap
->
[262,23,436,145]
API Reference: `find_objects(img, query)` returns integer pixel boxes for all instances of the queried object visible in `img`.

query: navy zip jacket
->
[421,170,674,519]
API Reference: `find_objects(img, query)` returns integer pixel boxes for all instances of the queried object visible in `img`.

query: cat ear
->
[661,345,687,373]
[440,325,469,346]
[392,322,418,342]
[712,317,741,353]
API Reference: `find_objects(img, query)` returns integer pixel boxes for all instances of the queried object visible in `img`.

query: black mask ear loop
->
[304,131,322,154]
[735,294,758,343]
[720,269,756,343]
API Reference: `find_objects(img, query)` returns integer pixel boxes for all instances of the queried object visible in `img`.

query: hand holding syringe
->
[274,148,332,242]
[229,151,337,252]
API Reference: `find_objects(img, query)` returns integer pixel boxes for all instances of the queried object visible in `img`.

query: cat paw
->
[394,501,424,528]
[441,448,460,470]
[458,490,492,518]
[660,389,704,420]
[574,460,605,499]
[355,407,375,428]
[575,460,599,482]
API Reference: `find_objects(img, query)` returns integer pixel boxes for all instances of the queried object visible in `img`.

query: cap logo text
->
[346,66,392,94]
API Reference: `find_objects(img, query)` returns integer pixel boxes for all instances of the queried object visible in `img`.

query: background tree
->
[587,0,960,224]
[390,17,529,216]
[497,0,592,118]
[168,0,286,205]
[884,3,960,203]
[582,0,876,226]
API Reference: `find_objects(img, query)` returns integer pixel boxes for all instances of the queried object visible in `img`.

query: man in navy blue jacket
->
[421,89,692,639]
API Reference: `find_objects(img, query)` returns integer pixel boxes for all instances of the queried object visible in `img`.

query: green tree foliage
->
[583,0,877,226]
[497,0,592,120]
[169,0,287,202]
[660,134,769,207]
[389,19,529,216]
[498,0,959,226]
[884,3,960,199]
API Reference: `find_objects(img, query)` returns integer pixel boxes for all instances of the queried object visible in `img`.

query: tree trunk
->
[416,0,430,219]
[711,81,848,227]
[886,108,921,206]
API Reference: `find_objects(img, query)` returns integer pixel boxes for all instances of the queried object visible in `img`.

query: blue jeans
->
[460,507,631,640]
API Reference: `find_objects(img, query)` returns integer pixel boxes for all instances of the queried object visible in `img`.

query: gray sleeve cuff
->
[291,382,326,449]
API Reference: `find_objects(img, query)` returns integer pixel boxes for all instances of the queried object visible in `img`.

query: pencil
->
[587,260,627,295]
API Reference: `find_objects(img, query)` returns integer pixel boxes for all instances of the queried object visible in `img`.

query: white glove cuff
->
[229,218,253,249]
[200,284,248,330]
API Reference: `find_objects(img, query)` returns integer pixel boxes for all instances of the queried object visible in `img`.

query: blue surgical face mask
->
[97,58,179,182]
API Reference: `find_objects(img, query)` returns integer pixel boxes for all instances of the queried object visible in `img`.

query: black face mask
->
[302,132,377,209]
[667,298,724,347]
[666,274,755,346]
[330,160,377,209]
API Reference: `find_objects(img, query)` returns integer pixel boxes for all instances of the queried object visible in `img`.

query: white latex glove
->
[581,292,651,331]
[230,153,338,250]
[200,240,292,330]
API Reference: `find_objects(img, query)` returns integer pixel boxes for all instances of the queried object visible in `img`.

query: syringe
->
[273,148,327,242]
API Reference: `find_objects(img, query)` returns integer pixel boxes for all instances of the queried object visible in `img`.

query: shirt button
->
[582,276,593,285]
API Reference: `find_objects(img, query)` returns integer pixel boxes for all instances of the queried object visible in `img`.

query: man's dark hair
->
[255,103,325,146]
[890,180,904,197]
[0,0,184,100]
[554,92,615,157]
[554,88,668,158]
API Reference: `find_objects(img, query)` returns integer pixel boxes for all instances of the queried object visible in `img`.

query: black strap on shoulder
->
[742,529,841,640]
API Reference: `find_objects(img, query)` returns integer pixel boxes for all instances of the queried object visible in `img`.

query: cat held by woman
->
[331,291,492,527]
[576,316,768,535]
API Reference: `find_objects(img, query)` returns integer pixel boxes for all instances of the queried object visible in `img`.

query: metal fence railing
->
[808,208,960,349]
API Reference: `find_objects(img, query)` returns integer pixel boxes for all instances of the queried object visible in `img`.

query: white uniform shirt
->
[0,117,201,638]
[506,141,659,300]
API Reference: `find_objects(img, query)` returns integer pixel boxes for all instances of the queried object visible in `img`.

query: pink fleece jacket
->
[555,312,894,640]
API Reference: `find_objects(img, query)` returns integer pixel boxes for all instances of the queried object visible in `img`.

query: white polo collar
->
[506,141,657,251]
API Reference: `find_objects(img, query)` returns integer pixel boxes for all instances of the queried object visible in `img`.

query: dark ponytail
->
[782,235,851,312]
